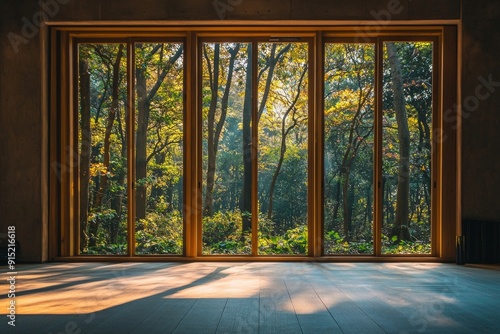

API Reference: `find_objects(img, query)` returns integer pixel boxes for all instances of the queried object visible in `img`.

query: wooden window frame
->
[48,24,458,262]
[196,36,315,257]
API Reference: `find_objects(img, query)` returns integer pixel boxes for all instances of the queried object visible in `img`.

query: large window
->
[134,42,184,255]
[201,42,253,255]
[323,39,435,256]
[54,27,452,259]
[323,42,375,255]
[381,41,434,255]
[78,43,129,255]
[201,41,310,256]
[76,40,185,256]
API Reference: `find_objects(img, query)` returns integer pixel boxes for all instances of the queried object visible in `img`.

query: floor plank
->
[172,298,227,334]
[133,298,196,333]
[3,262,500,334]
[312,277,385,334]
[216,298,259,334]
[285,276,342,333]
[259,276,302,334]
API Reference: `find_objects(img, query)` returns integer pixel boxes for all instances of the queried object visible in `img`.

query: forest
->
[77,39,433,256]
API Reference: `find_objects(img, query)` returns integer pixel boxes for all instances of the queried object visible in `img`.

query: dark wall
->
[462,0,500,221]
[0,1,44,262]
[0,0,468,262]
[47,0,460,21]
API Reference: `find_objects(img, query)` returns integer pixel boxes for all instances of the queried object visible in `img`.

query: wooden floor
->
[1,262,500,333]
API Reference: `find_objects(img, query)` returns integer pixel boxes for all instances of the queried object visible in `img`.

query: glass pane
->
[134,43,184,255]
[201,43,252,255]
[257,43,309,255]
[78,43,128,255]
[382,41,433,255]
[323,43,375,255]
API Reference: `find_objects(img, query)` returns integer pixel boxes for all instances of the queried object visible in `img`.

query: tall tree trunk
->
[267,125,288,220]
[387,42,411,242]
[177,176,183,211]
[332,179,341,225]
[150,152,171,211]
[241,44,253,233]
[94,44,123,208]
[136,44,183,222]
[255,43,293,219]
[267,65,307,219]
[203,44,220,216]
[365,182,372,226]
[415,103,432,214]
[341,164,352,239]
[338,85,372,239]
[110,104,127,244]
[203,44,240,216]
[327,135,342,228]
[90,44,124,247]
[135,64,149,222]
[79,59,91,251]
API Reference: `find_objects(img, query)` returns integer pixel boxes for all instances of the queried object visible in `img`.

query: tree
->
[135,44,183,221]
[88,44,124,248]
[267,64,307,219]
[386,42,411,242]
[257,44,292,121]
[257,42,309,234]
[324,43,374,244]
[240,44,253,233]
[203,43,240,216]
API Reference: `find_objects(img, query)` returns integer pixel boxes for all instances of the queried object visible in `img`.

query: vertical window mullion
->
[185,33,196,258]
[316,35,324,257]
[431,36,441,257]
[317,36,325,257]
[127,40,135,257]
[70,36,77,257]
[197,37,203,256]
[251,41,259,256]
[308,38,317,257]
[374,38,384,257]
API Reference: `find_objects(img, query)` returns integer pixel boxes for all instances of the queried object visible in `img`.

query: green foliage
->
[79,42,184,255]
[78,40,434,257]
[259,224,308,255]
[84,208,127,255]
[86,243,127,255]
[323,229,430,255]
[202,211,245,254]
[382,239,431,255]
[381,227,431,254]
[324,230,373,255]
[202,211,308,255]
[136,210,183,255]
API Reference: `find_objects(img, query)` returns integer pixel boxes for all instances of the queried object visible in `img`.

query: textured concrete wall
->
[46,0,460,21]
[0,1,44,262]
[0,0,462,262]
[462,0,500,221]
